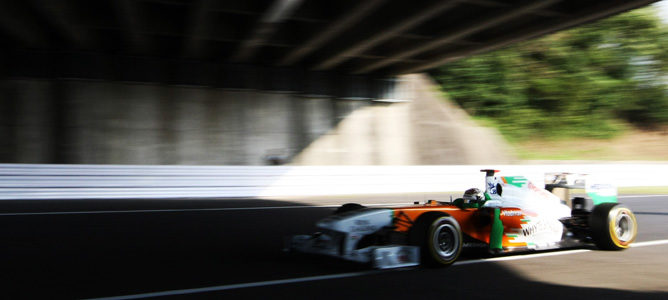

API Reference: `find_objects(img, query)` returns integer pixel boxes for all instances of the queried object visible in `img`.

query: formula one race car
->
[285,170,637,269]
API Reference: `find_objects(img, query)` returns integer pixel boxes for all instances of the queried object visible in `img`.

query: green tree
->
[432,6,668,141]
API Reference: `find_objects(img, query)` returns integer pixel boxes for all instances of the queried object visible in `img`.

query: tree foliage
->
[431,7,668,141]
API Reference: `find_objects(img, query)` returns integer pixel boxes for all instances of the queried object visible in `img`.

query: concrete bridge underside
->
[0,0,658,80]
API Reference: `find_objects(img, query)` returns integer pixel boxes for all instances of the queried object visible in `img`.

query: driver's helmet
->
[463,188,484,204]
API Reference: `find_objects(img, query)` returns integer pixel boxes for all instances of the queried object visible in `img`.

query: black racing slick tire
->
[589,203,638,250]
[334,203,365,215]
[409,212,463,267]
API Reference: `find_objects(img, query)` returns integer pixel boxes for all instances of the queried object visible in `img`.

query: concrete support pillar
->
[173,86,210,164]
[50,80,75,163]
[14,81,51,163]
[0,81,18,162]
[159,86,178,164]
[217,91,244,165]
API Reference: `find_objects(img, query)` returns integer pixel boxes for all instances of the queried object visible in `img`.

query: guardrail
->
[1,163,667,200]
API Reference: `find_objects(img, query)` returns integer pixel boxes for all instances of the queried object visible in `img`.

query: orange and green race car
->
[286,170,638,269]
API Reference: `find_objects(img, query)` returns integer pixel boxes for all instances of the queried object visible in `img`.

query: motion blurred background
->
[2,3,668,298]
[432,2,668,161]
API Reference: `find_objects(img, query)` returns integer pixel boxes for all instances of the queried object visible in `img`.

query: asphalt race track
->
[1,194,667,299]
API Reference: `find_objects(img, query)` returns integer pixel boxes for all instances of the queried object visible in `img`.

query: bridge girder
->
[0,0,659,80]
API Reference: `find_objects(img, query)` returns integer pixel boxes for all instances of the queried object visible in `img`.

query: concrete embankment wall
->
[292,74,515,165]
[0,74,514,165]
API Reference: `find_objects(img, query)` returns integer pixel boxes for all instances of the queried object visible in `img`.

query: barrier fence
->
[1,163,667,200]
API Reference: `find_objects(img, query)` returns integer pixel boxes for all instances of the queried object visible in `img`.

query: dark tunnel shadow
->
[0,198,360,299]
[0,198,665,299]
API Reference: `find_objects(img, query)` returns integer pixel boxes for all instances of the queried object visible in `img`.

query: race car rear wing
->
[545,172,617,206]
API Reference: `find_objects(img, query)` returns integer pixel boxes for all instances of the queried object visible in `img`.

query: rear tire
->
[589,203,637,250]
[334,203,365,214]
[409,212,463,266]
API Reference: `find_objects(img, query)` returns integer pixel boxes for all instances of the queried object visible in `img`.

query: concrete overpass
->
[0,0,660,165]
[0,0,658,85]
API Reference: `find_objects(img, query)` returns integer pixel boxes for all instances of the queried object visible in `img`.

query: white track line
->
[3,194,666,216]
[87,271,382,300]
[4,193,666,216]
[88,239,668,300]
[618,195,667,199]
[0,203,415,216]
[630,239,668,247]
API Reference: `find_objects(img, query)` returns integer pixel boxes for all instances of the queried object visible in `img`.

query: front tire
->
[589,203,637,250]
[409,212,463,266]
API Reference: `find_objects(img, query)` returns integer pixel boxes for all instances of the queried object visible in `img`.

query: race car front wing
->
[286,233,420,269]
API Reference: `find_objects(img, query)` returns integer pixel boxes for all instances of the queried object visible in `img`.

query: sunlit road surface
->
[1,195,666,299]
